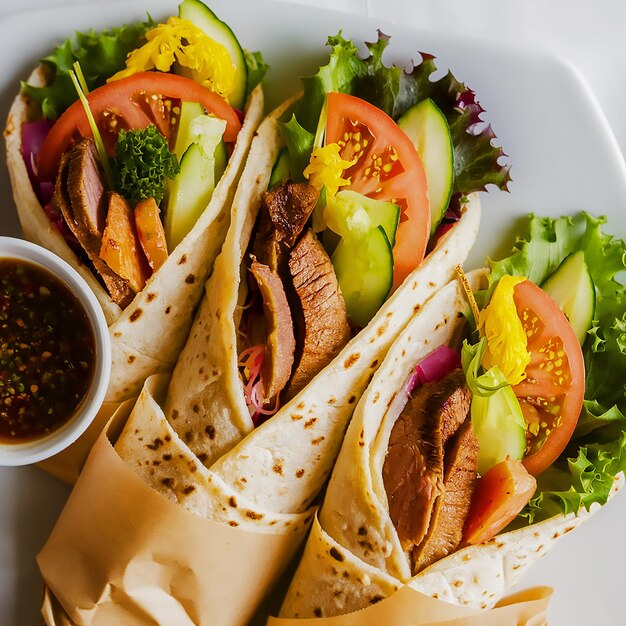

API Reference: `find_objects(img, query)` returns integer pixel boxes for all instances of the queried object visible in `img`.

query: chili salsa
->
[0,258,95,442]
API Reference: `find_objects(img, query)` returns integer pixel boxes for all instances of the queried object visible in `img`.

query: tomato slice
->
[512,280,585,476]
[37,72,241,181]
[325,92,430,290]
[463,457,536,545]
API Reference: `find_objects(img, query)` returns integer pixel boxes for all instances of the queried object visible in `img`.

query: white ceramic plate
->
[1,1,625,624]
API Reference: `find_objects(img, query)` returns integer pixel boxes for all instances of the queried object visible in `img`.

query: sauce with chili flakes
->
[0,258,95,442]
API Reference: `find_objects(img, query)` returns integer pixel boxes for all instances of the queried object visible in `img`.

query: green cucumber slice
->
[269,148,291,189]
[165,143,215,250]
[173,101,205,160]
[398,98,454,235]
[470,367,527,476]
[335,190,400,247]
[541,251,595,345]
[178,0,248,110]
[332,225,393,328]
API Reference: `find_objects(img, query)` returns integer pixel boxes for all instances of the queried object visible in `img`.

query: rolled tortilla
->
[279,270,622,618]
[6,67,265,404]
[159,92,482,473]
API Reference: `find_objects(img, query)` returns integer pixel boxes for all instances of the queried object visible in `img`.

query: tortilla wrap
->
[5,67,265,404]
[279,270,623,618]
[157,97,482,479]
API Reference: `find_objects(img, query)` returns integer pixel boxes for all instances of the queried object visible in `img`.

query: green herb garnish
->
[112,126,180,203]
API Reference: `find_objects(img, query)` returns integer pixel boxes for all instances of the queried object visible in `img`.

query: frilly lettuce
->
[280,31,511,196]
[498,213,626,524]
[22,19,153,120]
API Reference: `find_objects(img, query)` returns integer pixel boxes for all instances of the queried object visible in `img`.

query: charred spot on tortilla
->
[245,510,264,520]
[185,274,196,284]
[313,608,323,618]
[348,395,357,404]
[146,292,157,301]
[291,414,303,421]
[295,468,305,478]
[182,485,195,495]
[163,453,172,461]
[177,255,187,265]
[193,404,199,413]
[329,548,344,562]
[272,459,284,475]
[229,496,237,508]
[127,355,136,364]
[228,521,239,527]
[171,409,179,421]
[161,477,174,488]
[344,353,360,368]
[205,425,216,440]
[311,437,325,445]
[358,527,367,536]
[146,438,163,451]
[130,309,142,322]
[304,418,317,429]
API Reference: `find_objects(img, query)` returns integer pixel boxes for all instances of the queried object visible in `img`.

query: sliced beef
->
[250,259,296,401]
[382,370,473,563]
[67,137,107,238]
[54,140,134,308]
[412,419,478,571]
[253,181,319,277]
[287,229,351,396]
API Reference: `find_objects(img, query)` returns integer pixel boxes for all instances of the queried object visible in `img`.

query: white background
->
[1,1,625,625]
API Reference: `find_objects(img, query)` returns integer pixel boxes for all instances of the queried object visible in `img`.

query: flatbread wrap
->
[280,212,626,618]
[156,31,510,473]
[5,0,266,405]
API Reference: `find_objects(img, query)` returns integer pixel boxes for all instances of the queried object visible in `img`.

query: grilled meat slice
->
[412,418,478,572]
[66,137,107,238]
[382,370,473,559]
[54,140,134,308]
[253,181,319,276]
[250,259,296,401]
[287,229,351,397]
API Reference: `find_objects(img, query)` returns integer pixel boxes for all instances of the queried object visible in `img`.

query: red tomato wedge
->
[38,72,241,181]
[512,280,585,476]
[325,92,430,290]
[463,458,536,545]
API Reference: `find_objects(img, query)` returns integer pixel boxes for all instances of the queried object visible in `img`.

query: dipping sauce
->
[0,258,95,443]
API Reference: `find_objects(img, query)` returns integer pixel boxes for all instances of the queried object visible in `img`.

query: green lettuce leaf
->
[288,31,510,195]
[21,19,153,120]
[244,50,269,97]
[496,213,626,524]
[278,115,314,183]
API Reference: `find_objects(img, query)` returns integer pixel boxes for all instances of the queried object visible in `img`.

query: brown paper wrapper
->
[37,409,310,626]
[36,401,121,484]
[268,586,552,626]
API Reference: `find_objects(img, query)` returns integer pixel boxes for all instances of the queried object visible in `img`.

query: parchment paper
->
[37,409,310,626]
[268,586,552,626]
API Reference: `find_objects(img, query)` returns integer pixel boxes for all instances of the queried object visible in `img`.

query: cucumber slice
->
[398,98,454,235]
[541,251,595,345]
[178,0,248,109]
[269,148,291,189]
[335,190,400,247]
[332,226,393,328]
[214,140,228,182]
[471,367,527,476]
[165,143,216,250]
[173,101,205,160]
